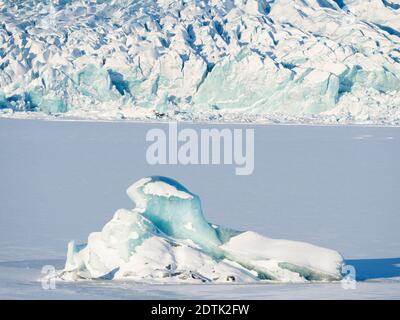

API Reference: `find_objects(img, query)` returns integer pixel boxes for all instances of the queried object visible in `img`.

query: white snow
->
[221,231,343,280]
[0,0,400,124]
[184,222,193,230]
[142,181,194,199]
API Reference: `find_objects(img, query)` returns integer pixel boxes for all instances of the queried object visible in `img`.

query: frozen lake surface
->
[0,119,399,299]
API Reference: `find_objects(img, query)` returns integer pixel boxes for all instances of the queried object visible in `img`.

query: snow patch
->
[143,181,193,199]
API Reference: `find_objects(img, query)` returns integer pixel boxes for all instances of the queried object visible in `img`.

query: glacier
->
[1,0,400,124]
[60,176,344,283]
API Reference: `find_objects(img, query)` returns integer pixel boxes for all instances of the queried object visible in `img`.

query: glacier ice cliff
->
[60,176,343,283]
[1,0,400,124]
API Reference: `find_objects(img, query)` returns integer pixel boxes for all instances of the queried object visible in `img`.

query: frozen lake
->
[0,119,399,299]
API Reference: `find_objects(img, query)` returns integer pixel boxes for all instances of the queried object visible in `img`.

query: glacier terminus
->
[0,0,400,124]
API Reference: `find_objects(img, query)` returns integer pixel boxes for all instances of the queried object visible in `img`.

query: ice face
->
[1,1,400,124]
[64,208,160,278]
[61,176,344,283]
[126,176,223,249]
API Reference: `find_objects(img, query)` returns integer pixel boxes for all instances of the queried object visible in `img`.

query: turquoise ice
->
[62,176,344,283]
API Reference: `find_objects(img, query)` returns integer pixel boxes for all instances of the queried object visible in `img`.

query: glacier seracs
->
[1,0,400,124]
[60,176,343,283]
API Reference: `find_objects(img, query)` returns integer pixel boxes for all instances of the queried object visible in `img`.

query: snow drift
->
[60,176,343,283]
[1,0,400,124]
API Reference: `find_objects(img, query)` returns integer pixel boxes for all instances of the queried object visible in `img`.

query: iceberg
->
[61,176,343,283]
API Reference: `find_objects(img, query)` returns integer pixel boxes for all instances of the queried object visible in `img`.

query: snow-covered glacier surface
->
[60,176,343,283]
[1,0,400,124]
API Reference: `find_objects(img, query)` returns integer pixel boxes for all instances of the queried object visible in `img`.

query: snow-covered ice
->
[61,176,343,283]
[0,119,399,298]
[1,0,400,124]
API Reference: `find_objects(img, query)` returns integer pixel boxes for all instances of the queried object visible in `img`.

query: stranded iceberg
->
[61,176,343,283]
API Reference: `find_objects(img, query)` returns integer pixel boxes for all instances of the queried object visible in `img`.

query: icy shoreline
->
[1,109,400,126]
